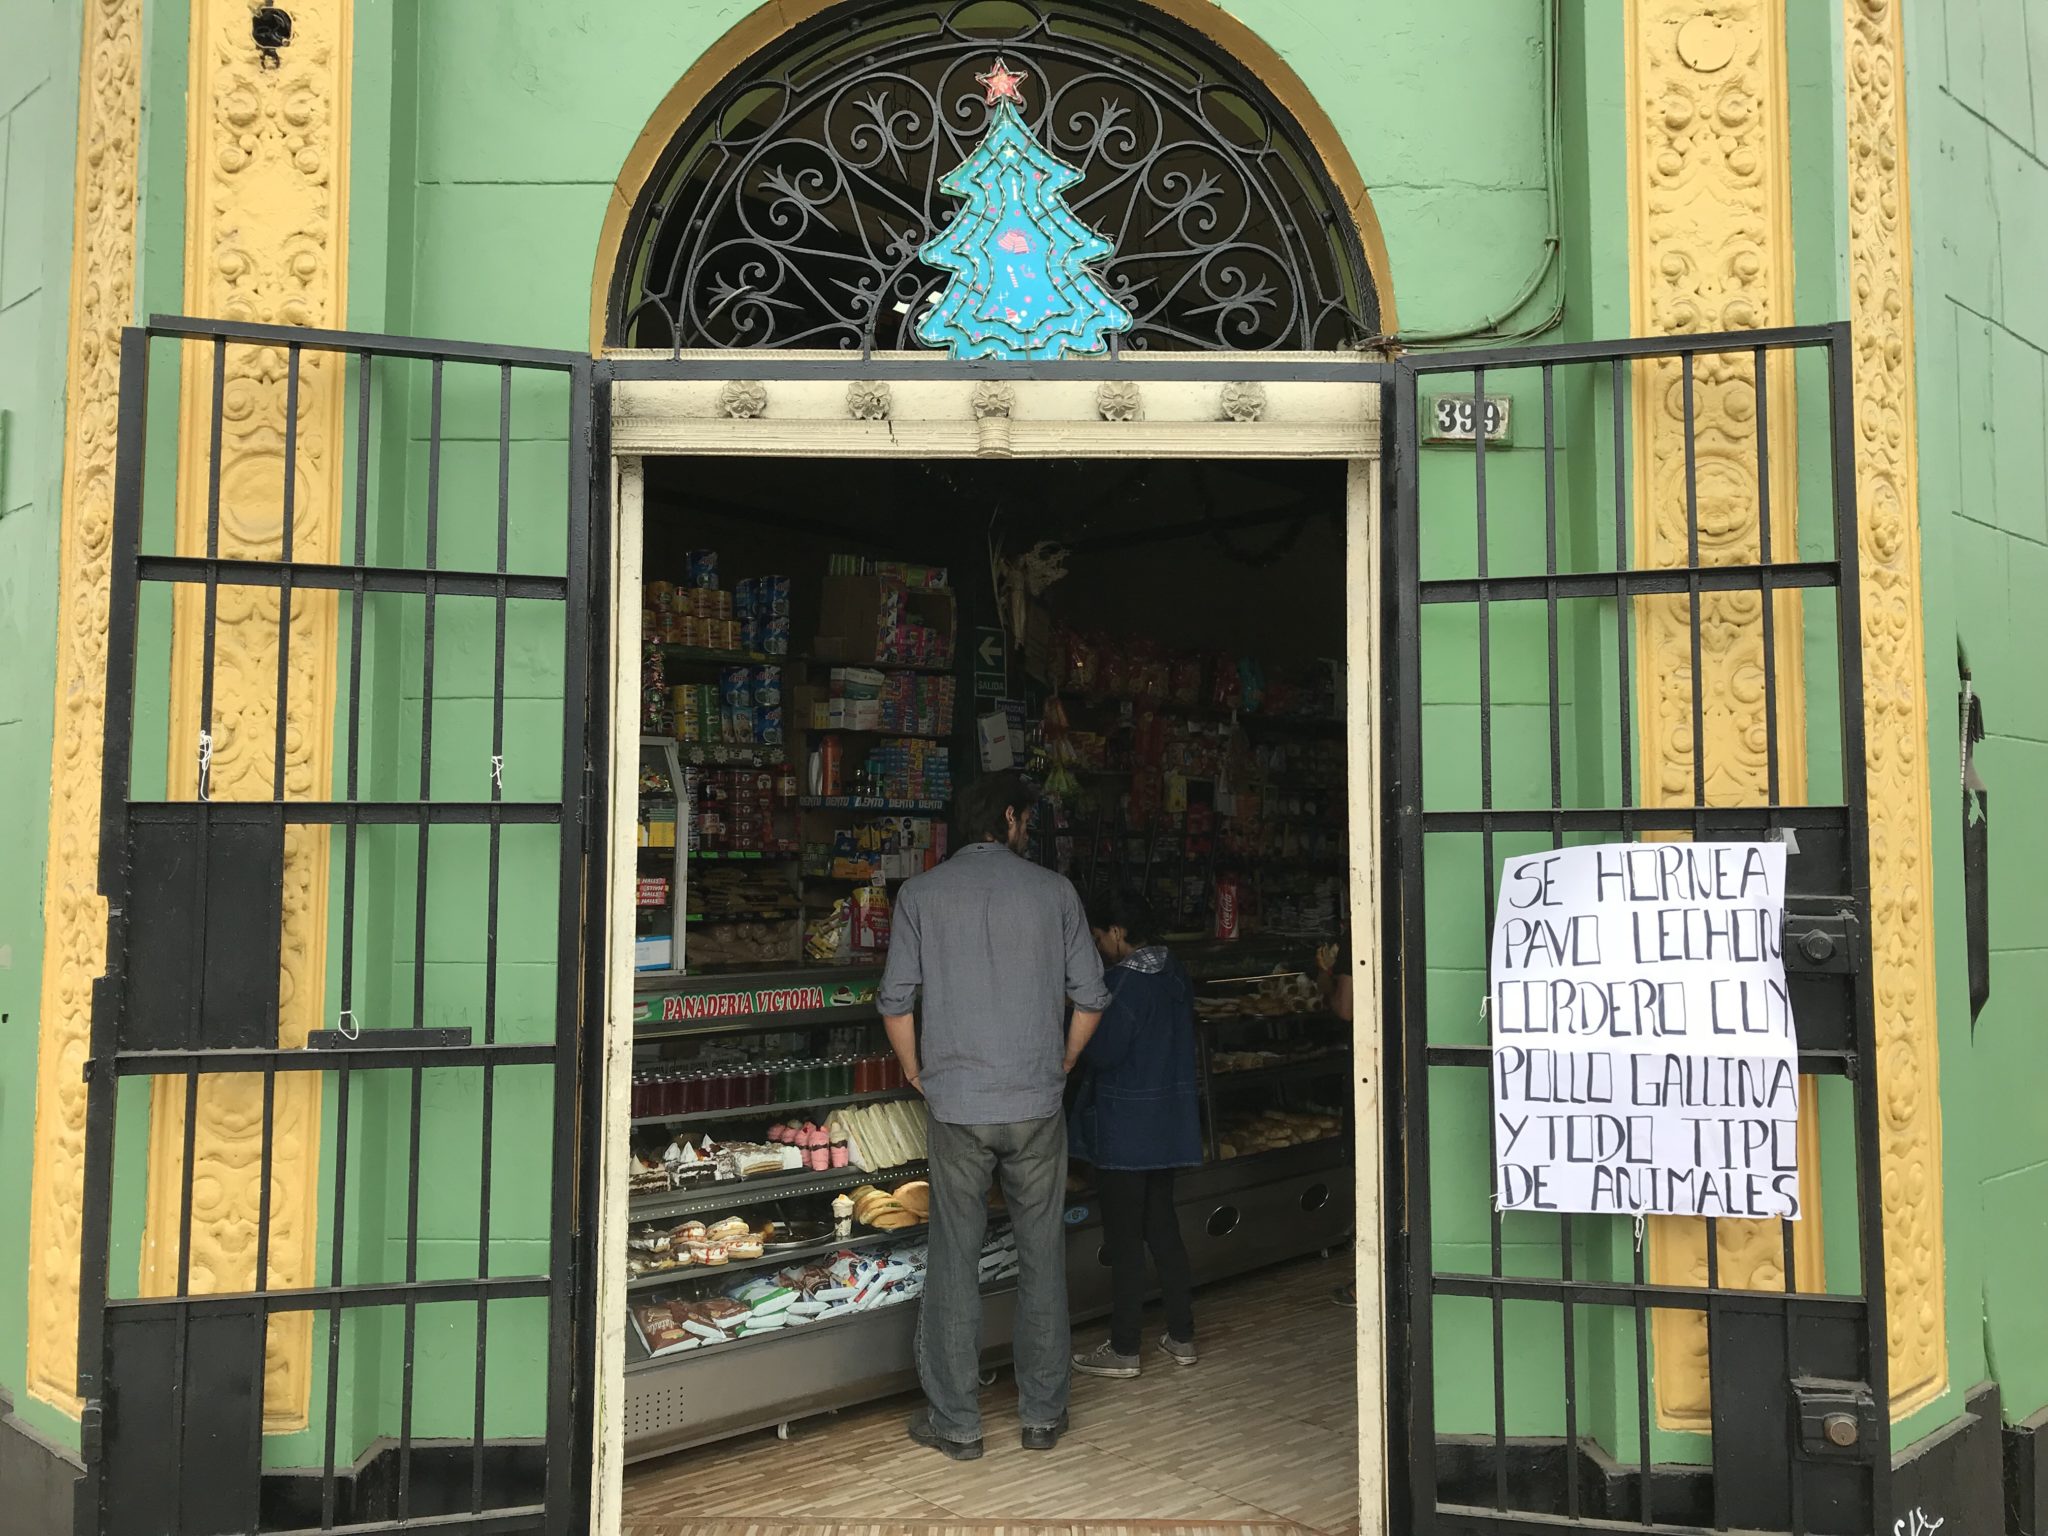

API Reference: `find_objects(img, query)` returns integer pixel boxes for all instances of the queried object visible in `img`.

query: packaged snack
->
[632,1301,693,1356]
[686,550,719,589]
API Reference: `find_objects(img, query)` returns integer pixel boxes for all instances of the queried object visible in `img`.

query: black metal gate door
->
[78,318,606,1536]
[1387,325,1889,1535]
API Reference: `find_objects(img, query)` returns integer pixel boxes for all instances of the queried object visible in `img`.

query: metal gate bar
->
[78,319,598,1536]
[1390,323,1887,1536]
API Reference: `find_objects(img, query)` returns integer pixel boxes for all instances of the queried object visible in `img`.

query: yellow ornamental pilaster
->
[25,0,145,1418]
[1843,0,1945,1420]
[136,0,354,1433]
[1622,0,1826,1431]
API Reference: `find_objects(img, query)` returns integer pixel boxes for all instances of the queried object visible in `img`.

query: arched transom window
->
[609,0,1381,352]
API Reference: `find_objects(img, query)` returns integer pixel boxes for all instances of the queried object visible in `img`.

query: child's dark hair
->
[1086,888,1161,946]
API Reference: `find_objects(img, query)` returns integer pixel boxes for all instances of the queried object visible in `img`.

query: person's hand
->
[1316,942,1338,977]
[1063,1051,1080,1074]
[907,1071,924,1096]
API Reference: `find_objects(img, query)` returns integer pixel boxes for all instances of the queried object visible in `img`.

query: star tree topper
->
[917,58,1133,360]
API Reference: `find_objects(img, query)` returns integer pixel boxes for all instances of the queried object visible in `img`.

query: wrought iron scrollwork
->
[610,0,1380,352]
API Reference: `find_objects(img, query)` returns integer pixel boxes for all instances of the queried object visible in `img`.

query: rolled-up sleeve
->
[877,885,923,1015]
[1060,881,1111,1011]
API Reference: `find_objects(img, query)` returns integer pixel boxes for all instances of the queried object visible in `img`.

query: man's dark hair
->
[1086,887,1161,946]
[956,769,1038,845]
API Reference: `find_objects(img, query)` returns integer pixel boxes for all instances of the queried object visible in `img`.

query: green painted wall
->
[7,0,2010,1496]
[1901,0,2048,1443]
[0,0,83,1454]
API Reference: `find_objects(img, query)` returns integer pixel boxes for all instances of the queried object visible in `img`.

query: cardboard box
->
[814,575,956,666]
[978,710,1016,771]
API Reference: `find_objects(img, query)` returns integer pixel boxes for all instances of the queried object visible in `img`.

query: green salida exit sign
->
[1424,392,1512,447]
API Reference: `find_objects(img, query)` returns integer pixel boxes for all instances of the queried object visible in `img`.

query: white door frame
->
[591,352,1389,1535]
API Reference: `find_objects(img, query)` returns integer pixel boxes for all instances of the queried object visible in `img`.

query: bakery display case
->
[622,945,1351,1461]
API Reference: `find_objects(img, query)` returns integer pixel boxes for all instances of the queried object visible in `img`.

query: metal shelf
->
[1206,1056,1350,1090]
[799,656,956,675]
[659,644,787,667]
[629,1159,929,1224]
[1193,1008,1346,1030]
[804,726,952,740]
[629,1086,914,1129]
[798,796,948,813]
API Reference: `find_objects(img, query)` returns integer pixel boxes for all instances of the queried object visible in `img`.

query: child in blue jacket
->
[1067,890,1201,1377]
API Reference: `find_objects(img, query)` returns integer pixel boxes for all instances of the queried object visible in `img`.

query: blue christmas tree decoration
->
[917,59,1133,360]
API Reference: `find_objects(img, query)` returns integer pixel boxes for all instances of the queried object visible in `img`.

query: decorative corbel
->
[1220,381,1267,423]
[1095,380,1142,422]
[846,380,892,421]
[719,379,768,419]
[972,381,1015,456]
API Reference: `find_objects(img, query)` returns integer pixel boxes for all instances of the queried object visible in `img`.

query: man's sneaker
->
[1021,1411,1070,1451]
[1332,1282,1357,1308]
[1158,1333,1198,1367]
[906,1410,983,1461]
[1071,1340,1140,1379]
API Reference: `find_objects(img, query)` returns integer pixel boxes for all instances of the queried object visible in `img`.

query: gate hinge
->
[1782,901,1861,975]
[80,1398,104,1464]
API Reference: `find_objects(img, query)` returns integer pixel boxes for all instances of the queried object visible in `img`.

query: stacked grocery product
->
[629,1055,908,1118]
[859,738,950,803]
[875,572,951,667]
[806,667,957,735]
[802,816,946,882]
[646,558,793,656]
[804,736,951,804]
[732,574,792,656]
[671,666,783,751]
[689,768,799,855]
[647,578,739,652]
[816,558,955,670]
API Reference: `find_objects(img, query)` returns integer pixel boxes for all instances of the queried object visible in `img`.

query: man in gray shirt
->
[879,769,1110,1458]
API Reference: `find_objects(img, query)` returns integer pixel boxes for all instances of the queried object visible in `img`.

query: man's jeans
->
[916,1109,1070,1442]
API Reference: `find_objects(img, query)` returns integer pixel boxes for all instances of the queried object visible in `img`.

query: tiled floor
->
[622,1255,1359,1536]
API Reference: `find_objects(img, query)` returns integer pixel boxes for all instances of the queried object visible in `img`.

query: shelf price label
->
[1424,392,1512,446]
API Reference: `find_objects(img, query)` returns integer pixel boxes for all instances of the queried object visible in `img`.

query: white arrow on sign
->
[977,634,1003,669]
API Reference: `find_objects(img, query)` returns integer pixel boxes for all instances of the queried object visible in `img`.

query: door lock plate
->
[1782,904,1861,975]
[1792,1376,1878,1460]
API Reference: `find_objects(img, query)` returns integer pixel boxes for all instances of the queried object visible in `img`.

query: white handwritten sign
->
[1489,841,1800,1219]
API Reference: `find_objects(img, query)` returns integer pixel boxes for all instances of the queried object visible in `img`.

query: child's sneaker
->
[1158,1333,1198,1367]
[1072,1340,1141,1378]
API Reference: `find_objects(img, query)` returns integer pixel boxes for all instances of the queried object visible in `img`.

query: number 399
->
[1432,395,1506,440]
